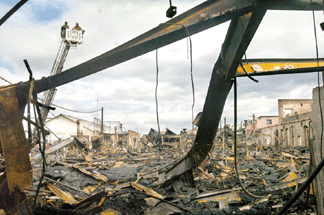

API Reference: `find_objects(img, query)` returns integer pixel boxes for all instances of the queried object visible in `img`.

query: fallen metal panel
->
[0,86,32,191]
[31,138,74,160]
[194,191,241,204]
[56,161,108,182]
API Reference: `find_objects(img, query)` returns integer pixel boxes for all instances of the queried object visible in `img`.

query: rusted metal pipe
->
[276,152,324,215]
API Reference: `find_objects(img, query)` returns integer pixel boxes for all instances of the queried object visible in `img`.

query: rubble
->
[0,132,318,214]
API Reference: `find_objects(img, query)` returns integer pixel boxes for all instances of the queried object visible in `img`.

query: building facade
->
[247,99,312,148]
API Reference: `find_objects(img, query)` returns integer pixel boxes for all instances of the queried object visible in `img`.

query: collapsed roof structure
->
[1,0,324,214]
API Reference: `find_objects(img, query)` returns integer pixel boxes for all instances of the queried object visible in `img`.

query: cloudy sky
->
[1,0,324,134]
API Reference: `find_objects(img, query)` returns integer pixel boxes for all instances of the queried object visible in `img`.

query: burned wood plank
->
[0,86,32,191]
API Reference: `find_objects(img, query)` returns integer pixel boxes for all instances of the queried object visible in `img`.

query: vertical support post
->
[101,107,104,135]
[223,117,226,163]
[311,86,324,215]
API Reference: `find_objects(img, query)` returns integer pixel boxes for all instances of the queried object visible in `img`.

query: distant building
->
[247,99,312,148]
[145,128,184,148]
[246,115,279,131]
[44,114,142,151]
[278,99,312,122]
[45,114,109,142]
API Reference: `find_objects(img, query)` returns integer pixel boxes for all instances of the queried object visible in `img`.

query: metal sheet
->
[31,138,74,160]
[0,86,32,191]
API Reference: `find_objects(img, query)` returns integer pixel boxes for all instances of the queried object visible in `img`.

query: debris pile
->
[0,135,317,215]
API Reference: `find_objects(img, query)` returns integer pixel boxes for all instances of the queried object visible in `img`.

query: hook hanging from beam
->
[166,0,177,18]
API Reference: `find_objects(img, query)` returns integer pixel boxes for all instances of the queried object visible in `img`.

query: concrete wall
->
[311,86,324,215]
[255,116,279,130]
[247,113,311,148]
[246,116,279,132]
[278,99,312,123]
[45,116,93,142]
[127,130,141,151]
[278,114,311,148]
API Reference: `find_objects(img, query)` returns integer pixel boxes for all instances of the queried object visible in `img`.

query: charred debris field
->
[0,136,317,215]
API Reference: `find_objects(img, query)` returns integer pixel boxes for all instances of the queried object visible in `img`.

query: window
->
[284,109,293,117]
[267,119,272,125]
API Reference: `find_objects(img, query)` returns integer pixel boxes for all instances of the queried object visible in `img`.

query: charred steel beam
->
[236,58,324,76]
[258,0,324,10]
[13,0,324,105]
[0,0,29,27]
[15,0,257,98]
[240,58,324,63]
[236,65,324,77]
[5,0,324,190]
[160,8,267,183]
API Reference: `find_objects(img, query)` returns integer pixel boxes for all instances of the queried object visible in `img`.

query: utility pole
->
[244,120,248,154]
[224,117,227,144]
[223,117,226,165]
[244,120,248,145]
[101,107,103,135]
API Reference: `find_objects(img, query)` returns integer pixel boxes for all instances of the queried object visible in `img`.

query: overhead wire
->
[155,49,161,146]
[0,75,100,114]
[157,23,195,131]
[188,30,195,131]
[0,75,12,84]
[50,103,101,114]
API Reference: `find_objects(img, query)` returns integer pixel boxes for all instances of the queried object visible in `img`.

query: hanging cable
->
[239,62,259,83]
[50,103,101,113]
[233,77,270,199]
[188,29,195,131]
[159,23,195,130]
[312,10,324,159]
[155,49,161,146]
[181,25,195,130]
[0,75,12,84]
